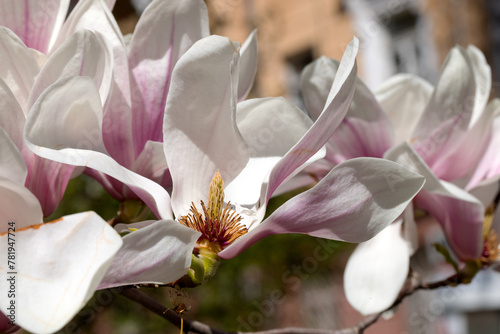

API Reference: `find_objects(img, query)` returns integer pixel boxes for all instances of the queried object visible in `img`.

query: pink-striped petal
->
[411,46,476,169]
[219,157,425,258]
[129,0,209,155]
[0,0,69,53]
[262,38,358,206]
[99,220,200,289]
[385,142,484,260]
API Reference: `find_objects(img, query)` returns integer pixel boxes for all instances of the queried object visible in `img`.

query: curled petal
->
[412,47,476,168]
[238,29,257,101]
[385,142,484,260]
[262,38,359,206]
[99,220,200,288]
[219,157,425,258]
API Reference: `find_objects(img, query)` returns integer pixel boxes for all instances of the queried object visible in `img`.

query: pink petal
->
[128,0,209,155]
[325,67,395,163]
[411,46,476,170]
[262,38,359,205]
[0,0,69,53]
[385,142,484,260]
[219,157,425,258]
[415,190,483,260]
[466,99,500,190]
[99,220,200,288]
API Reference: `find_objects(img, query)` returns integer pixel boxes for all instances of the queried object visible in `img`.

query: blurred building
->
[200,0,493,98]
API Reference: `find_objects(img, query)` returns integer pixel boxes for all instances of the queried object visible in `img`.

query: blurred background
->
[43,0,500,333]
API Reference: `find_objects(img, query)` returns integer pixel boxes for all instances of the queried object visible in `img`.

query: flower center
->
[178,171,247,253]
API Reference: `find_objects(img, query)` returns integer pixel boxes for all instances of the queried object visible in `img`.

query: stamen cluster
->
[178,171,247,253]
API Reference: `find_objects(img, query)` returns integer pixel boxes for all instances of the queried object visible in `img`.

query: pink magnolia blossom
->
[301,45,500,314]
[0,0,117,216]
[24,35,425,283]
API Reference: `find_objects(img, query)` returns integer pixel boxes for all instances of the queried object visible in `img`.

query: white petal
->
[163,35,248,216]
[0,212,122,334]
[237,97,312,157]
[0,120,26,185]
[238,29,257,101]
[344,221,410,315]
[0,78,26,150]
[375,74,432,144]
[0,177,43,232]
[28,29,113,109]
[466,45,491,126]
[0,27,40,114]
[99,220,200,288]
[58,0,135,166]
[300,56,336,121]
[131,141,168,184]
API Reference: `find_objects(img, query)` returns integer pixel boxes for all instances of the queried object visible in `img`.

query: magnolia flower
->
[0,0,119,216]
[25,35,425,287]
[0,128,123,334]
[301,45,500,314]
[56,0,257,200]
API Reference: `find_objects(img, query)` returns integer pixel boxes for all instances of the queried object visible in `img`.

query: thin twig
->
[119,273,465,334]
